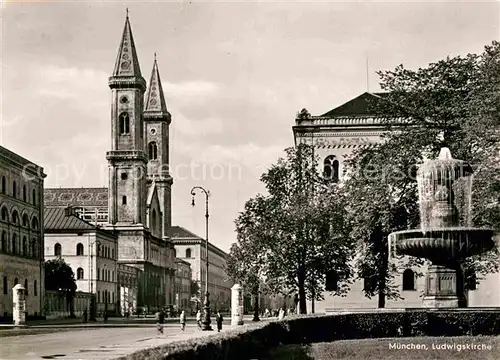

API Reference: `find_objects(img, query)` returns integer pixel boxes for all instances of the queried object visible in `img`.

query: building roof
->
[44,188,108,207]
[44,207,96,231]
[168,225,228,258]
[0,145,46,178]
[144,55,170,118]
[321,92,387,117]
[112,14,142,78]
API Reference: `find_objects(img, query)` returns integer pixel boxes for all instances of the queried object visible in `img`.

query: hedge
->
[115,309,500,360]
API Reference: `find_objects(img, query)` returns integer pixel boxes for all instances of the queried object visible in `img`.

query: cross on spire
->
[126,8,129,18]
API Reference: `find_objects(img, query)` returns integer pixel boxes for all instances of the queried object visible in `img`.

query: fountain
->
[389,147,496,308]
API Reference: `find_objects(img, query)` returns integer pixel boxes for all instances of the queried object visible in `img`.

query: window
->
[54,243,62,257]
[22,214,29,227]
[12,234,17,254]
[102,269,105,281]
[122,196,127,205]
[34,280,37,296]
[31,239,36,259]
[466,270,477,291]
[24,279,28,295]
[325,270,338,291]
[3,277,7,294]
[402,269,415,291]
[1,207,7,221]
[22,236,27,256]
[76,243,84,256]
[32,189,36,206]
[1,176,5,194]
[324,155,339,182]
[97,291,100,303]
[119,112,130,134]
[97,268,100,281]
[12,181,16,198]
[23,185,27,202]
[121,172,128,180]
[31,217,39,230]
[12,210,19,225]
[174,249,177,258]
[1,231,6,252]
[185,248,191,258]
[112,249,115,259]
[77,268,84,280]
[148,142,158,160]
[151,209,157,230]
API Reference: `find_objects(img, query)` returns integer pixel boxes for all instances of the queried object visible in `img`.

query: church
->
[293,92,500,312]
[44,14,176,312]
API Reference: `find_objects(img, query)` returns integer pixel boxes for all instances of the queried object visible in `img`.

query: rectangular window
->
[122,196,127,205]
[3,277,7,295]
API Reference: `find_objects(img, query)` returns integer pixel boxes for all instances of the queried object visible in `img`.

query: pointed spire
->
[144,55,170,122]
[110,12,144,82]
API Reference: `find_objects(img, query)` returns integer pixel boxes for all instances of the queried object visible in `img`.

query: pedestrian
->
[82,309,88,323]
[155,309,165,335]
[196,310,202,330]
[103,311,108,323]
[180,310,186,331]
[278,308,285,320]
[215,310,223,332]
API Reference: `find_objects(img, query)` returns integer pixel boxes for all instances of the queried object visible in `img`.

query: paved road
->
[0,322,226,360]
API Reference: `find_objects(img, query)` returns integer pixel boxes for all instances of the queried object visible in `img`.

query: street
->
[0,322,226,360]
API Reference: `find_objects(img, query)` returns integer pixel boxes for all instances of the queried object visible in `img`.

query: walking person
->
[82,309,88,323]
[216,310,223,332]
[156,309,165,335]
[196,310,202,330]
[180,310,186,331]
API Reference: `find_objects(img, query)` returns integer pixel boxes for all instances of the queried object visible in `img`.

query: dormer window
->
[119,112,130,135]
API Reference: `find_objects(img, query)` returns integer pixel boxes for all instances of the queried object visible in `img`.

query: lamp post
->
[88,238,101,320]
[191,186,212,331]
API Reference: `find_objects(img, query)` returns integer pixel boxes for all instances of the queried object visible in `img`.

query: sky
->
[0,0,498,252]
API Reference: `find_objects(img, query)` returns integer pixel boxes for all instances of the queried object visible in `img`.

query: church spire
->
[144,55,170,122]
[109,11,146,90]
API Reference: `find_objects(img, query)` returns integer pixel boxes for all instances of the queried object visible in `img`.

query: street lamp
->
[191,186,212,331]
[88,238,101,321]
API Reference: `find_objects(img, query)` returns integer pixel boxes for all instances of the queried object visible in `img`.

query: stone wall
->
[44,290,92,319]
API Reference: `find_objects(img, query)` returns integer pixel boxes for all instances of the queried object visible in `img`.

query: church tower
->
[106,13,148,225]
[144,55,174,237]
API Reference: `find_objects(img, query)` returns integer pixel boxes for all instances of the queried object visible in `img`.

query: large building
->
[293,92,500,312]
[44,14,176,313]
[168,226,233,312]
[0,145,46,319]
[174,258,192,312]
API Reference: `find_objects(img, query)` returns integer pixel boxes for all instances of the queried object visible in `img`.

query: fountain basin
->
[392,227,495,262]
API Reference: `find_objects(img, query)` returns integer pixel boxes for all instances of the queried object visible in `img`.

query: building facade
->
[43,14,177,313]
[174,258,192,312]
[0,145,46,319]
[293,92,500,312]
[169,226,233,312]
[117,263,139,315]
[44,207,119,314]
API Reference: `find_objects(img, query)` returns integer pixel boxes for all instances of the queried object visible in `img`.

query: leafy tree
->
[230,144,354,314]
[190,279,200,297]
[44,258,77,316]
[345,41,500,306]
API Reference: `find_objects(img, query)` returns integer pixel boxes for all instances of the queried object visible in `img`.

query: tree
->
[344,41,500,306]
[45,258,77,316]
[230,144,355,314]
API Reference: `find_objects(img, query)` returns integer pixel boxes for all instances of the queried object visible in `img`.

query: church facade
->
[44,14,176,312]
[293,92,500,312]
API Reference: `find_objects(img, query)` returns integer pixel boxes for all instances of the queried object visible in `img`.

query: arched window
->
[1,231,6,252]
[77,268,84,280]
[22,214,29,227]
[1,176,5,194]
[325,270,338,291]
[185,248,191,258]
[1,207,7,221]
[148,142,158,160]
[54,243,62,257]
[3,277,7,295]
[31,217,39,230]
[466,270,477,291]
[23,185,27,202]
[76,243,84,256]
[151,209,157,230]
[34,280,37,296]
[22,236,27,256]
[12,210,19,225]
[402,269,415,291]
[24,279,28,295]
[31,238,37,259]
[119,112,130,135]
[32,189,36,205]
[12,181,17,198]
[12,234,17,254]
[323,155,339,182]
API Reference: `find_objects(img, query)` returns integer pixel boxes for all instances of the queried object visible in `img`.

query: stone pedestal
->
[422,264,460,308]
[12,284,26,326]
[231,284,244,326]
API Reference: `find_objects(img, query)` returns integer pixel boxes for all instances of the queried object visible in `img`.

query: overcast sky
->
[1,0,498,252]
